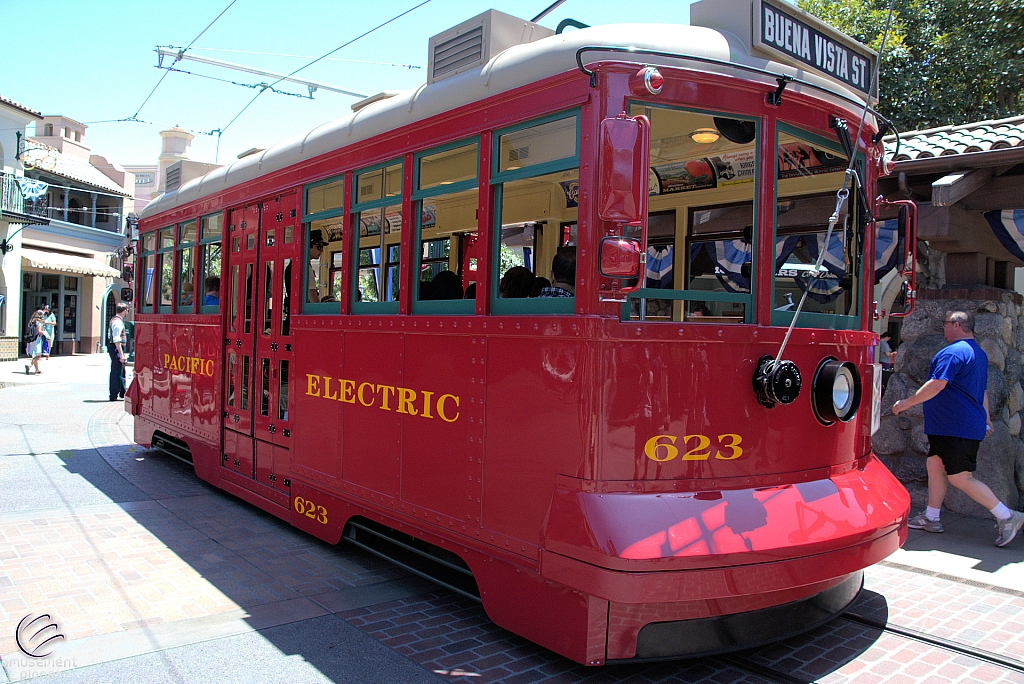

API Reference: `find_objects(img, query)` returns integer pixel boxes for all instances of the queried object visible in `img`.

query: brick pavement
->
[336,582,1024,684]
[859,563,1024,661]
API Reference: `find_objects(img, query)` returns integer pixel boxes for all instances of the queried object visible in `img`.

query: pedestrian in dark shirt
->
[893,310,1024,546]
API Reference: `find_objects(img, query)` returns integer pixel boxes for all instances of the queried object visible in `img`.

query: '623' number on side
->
[644,434,744,462]
[293,496,328,524]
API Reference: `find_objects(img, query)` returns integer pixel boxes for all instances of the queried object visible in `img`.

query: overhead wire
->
[155,65,314,99]
[129,0,239,120]
[217,0,434,138]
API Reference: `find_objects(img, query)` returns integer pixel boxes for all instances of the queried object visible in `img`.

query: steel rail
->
[843,611,1024,675]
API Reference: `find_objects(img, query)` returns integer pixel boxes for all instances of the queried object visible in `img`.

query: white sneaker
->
[995,510,1024,547]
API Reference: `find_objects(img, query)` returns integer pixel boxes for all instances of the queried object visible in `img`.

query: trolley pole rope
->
[773,0,898,364]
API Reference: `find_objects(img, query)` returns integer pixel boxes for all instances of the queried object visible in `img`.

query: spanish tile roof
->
[0,94,42,119]
[884,115,1024,161]
[27,142,131,197]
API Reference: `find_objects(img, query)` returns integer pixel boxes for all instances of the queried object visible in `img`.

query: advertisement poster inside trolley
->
[129,0,915,665]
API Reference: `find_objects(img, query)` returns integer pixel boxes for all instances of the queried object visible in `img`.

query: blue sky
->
[0,0,697,168]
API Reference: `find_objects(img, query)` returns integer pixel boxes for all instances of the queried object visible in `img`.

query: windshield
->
[772,126,860,328]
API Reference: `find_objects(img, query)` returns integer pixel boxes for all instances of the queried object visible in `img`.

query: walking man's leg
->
[909,455,949,533]
[947,470,1024,546]
[926,456,948,509]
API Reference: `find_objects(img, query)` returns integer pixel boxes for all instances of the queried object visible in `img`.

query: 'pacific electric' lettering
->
[306,374,460,423]
[162,353,215,377]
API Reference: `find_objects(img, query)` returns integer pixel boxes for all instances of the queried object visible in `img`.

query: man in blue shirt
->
[893,310,1024,547]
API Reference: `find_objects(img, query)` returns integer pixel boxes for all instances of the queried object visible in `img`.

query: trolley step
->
[151,432,193,465]
[343,517,480,601]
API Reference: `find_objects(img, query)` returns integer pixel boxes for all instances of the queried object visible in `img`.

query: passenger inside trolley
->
[203,276,220,305]
[537,247,576,297]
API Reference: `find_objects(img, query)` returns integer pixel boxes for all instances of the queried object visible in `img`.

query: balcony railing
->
[1,173,54,227]
[1,171,25,215]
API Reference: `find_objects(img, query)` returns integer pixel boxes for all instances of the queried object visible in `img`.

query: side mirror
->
[597,114,650,301]
[895,206,908,273]
[120,288,134,303]
[599,236,643,279]
[597,115,650,223]
[876,196,918,318]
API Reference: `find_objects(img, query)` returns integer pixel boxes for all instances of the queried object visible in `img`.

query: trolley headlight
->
[812,358,862,424]
[753,355,802,408]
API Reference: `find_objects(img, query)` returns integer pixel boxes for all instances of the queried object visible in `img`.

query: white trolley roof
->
[142,3,872,220]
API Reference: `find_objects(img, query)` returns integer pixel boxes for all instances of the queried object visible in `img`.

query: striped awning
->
[984,210,1024,262]
[21,247,120,278]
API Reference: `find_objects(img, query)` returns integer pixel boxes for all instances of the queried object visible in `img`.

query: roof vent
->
[237,148,264,159]
[164,160,223,193]
[427,10,554,85]
[165,165,181,193]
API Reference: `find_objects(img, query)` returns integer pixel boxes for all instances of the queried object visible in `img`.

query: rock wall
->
[873,288,1024,517]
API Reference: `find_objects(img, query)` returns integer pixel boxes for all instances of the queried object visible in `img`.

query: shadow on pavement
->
[47,441,889,684]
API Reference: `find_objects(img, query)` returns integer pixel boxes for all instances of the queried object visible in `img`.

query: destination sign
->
[754,0,875,97]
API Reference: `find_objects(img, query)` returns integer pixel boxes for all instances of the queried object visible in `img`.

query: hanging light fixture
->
[689,128,720,144]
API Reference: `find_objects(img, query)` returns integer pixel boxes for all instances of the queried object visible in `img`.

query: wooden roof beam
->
[931,168,994,206]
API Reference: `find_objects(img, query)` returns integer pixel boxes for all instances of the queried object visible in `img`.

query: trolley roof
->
[142,4,872,221]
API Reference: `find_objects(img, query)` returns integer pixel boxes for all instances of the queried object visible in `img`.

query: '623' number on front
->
[293,496,328,524]
[644,434,744,462]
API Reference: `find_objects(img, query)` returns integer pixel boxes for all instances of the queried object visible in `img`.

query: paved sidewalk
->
[0,354,131,391]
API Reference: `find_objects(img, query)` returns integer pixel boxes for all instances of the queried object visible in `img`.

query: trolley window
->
[303,176,345,313]
[413,139,479,314]
[156,227,174,313]
[176,220,197,313]
[626,103,758,323]
[353,161,403,313]
[772,124,860,330]
[199,213,222,313]
[139,232,156,312]
[491,112,579,315]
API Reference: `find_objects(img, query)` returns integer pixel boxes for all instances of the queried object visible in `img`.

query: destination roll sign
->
[754,0,876,97]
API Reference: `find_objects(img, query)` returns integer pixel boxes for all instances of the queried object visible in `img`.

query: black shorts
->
[927,434,980,475]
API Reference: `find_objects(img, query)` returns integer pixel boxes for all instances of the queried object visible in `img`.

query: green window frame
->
[156,226,174,313]
[490,110,580,316]
[302,175,346,314]
[139,232,156,312]
[351,160,403,314]
[176,220,197,313]
[412,137,479,315]
[622,102,759,324]
[199,213,223,314]
[771,122,862,331]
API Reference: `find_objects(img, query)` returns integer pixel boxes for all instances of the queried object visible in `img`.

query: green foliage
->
[799,0,1024,131]
[499,243,525,277]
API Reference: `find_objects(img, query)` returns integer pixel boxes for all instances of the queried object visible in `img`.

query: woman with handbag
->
[24,308,46,375]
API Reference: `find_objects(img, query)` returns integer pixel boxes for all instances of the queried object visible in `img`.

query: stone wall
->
[873,288,1024,517]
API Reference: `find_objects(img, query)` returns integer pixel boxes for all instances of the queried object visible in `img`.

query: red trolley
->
[129,0,912,665]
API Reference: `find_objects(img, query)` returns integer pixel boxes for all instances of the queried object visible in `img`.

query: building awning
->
[21,247,121,278]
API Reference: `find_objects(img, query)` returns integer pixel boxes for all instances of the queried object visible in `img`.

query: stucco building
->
[0,98,135,360]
